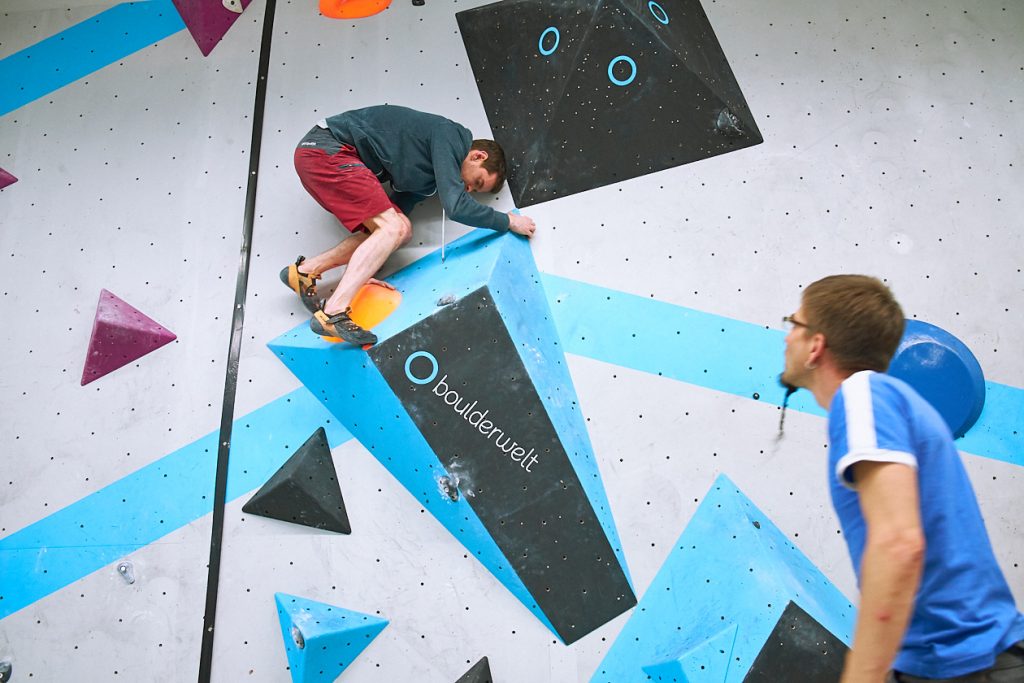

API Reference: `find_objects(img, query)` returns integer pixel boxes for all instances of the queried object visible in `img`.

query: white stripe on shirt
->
[835,450,918,490]
[837,371,917,489]
[844,370,878,452]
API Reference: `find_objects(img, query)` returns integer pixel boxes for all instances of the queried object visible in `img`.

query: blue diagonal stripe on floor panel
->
[1,275,1021,619]
[0,389,351,620]
[0,0,186,117]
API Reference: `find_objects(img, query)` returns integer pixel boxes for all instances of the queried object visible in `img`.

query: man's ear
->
[808,332,827,365]
[471,149,489,162]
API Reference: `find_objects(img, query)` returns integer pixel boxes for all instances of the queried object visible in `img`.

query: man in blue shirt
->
[281,105,537,345]
[780,274,1024,682]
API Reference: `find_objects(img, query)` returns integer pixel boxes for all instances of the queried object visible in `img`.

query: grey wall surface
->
[1,0,1021,681]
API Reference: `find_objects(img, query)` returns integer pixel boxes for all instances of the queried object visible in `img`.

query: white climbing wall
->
[0,1,1021,681]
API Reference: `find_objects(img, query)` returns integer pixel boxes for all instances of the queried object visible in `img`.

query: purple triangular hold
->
[0,168,17,190]
[171,0,252,57]
[81,289,177,386]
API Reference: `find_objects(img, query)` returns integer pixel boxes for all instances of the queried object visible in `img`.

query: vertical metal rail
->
[197,0,277,679]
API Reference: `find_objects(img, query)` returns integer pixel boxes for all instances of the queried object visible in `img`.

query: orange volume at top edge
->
[319,0,392,19]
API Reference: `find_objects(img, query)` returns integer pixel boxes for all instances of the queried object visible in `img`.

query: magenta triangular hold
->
[81,289,177,385]
[0,168,16,190]
[171,0,252,57]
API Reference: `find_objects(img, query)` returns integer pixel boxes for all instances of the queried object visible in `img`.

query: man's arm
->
[431,133,510,232]
[842,461,925,683]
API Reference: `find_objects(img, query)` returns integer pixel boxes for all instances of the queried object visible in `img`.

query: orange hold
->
[350,281,402,329]
[319,0,392,19]
[324,281,402,343]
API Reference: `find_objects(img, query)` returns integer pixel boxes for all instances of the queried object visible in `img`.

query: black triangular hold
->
[242,427,351,533]
[742,601,848,682]
[456,657,493,683]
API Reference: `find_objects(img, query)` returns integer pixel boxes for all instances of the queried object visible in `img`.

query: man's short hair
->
[802,274,905,373]
[471,139,506,193]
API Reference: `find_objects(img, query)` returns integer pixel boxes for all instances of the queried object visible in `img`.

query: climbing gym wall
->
[1,1,1021,682]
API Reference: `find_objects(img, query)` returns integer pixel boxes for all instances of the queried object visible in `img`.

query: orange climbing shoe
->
[311,307,377,346]
[279,256,321,313]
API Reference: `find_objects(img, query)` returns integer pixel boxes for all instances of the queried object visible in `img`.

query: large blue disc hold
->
[888,319,986,438]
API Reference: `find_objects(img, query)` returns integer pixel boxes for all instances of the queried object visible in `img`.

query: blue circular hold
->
[649,1,669,24]
[404,350,438,385]
[608,55,637,86]
[538,27,560,56]
[887,319,986,438]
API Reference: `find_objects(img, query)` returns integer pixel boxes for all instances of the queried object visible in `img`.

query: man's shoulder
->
[831,371,910,438]
[839,370,916,412]
[359,105,460,126]
[847,371,954,449]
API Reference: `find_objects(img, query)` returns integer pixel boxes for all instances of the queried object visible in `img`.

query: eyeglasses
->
[782,315,811,330]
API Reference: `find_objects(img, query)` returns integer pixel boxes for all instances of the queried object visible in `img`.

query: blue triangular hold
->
[269,230,634,644]
[274,593,387,683]
[642,623,738,682]
[592,474,854,682]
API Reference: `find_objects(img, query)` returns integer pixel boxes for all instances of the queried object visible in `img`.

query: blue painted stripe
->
[0,389,350,620]
[960,381,1024,466]
[541,274,1023,467]
[542,274,823,415]
[0,1,185,117]
[1,276,1021,620]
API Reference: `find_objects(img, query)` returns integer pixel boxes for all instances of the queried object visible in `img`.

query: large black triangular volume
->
[456,657,493,683]
[242,427,351,534]
[457,0,763,207]
[742,601,848,682]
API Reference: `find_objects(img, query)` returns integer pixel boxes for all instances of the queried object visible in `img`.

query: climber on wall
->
[780,274,1024,683]
[280,104,536,346]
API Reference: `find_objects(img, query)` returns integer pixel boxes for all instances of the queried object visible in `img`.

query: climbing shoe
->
[311,307,377,346]
[279,256,321,313]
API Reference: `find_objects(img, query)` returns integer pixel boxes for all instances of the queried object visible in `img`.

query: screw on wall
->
[438,475,460,502]
[715,108,744,137]
[291,626,305,649]
[117,560,136,585]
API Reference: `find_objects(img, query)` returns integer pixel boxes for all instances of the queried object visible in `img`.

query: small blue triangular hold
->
[593,475,853,683]
[642,622,738,682]
[274,593,387,683]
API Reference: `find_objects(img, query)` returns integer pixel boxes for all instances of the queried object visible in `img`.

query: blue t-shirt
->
[828,370,1024,678]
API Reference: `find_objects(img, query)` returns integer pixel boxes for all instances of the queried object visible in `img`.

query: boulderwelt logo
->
[404,350,540,473]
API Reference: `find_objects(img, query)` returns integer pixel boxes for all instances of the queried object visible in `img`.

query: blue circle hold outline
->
[608,55,637,86]
[538,26,560,56]
[405,351,438,385]
[649,1,669,24]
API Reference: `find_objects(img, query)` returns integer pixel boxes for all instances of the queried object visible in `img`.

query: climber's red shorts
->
[294,143,402,233]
